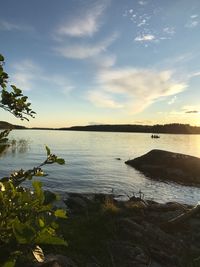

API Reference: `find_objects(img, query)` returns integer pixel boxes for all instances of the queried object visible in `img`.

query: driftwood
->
[168,204,200,224]
[162,204,200,232]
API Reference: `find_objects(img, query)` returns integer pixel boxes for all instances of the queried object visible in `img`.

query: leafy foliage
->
[0,54,36,120]
[0,54,67,266]
[0,144,67,266]
[0,180,67,265]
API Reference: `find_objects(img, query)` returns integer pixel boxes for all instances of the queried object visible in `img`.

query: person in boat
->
[151,134,160,138]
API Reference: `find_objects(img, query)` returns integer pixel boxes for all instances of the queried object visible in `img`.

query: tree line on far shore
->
[2,121,200,134]
[60,123,200,134]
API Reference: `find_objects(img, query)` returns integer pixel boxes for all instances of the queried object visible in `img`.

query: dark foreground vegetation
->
[36,192,200,267]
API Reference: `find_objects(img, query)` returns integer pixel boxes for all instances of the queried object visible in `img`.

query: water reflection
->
[10,139,30,154]
[1,130,200,204]
[0,138,29,157]
[0,144,10,156]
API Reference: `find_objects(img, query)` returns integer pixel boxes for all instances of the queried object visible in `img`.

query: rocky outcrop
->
[125,149,200,186]
[61,193,200,267]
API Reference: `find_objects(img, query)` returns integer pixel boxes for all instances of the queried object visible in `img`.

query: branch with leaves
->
[0,146,67,267]
[0,54,67,267]
[0,54,36,120]
[0,146,65,186]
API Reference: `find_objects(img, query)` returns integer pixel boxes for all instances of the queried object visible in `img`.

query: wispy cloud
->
[138,0,147,6]
[11,60,74,94]
[124,3,177,45]
[185,14,199,28]
[54,33,118,59]
[43,74,74,94]
[191,14,198,19]
[185,110,198,114]
[56,2,108,38]
[87,91,123,109]
[0,20,33,32]
[90,54,116,69]
[186,21,199,28]
[168,95,177,105]
[87,68,186,113]
[135,34,155,42]
[134,28,175,44]
[182,105,200,114]
[189,71,200,78]
[157,52,196,72]
[163,27,175,35]
[161,106,200,119]
[11,60,39,90]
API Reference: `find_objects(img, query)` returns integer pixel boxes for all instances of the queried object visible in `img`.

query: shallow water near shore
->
[1,129,200,204]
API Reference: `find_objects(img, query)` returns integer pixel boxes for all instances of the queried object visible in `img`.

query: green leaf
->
[11,85,22,95]
[2,259,16,267]
[38,218,45,228]
[55,209,67,219]
[56,158,65,165]
[32,181,44,204]
[35,231,67,246]
[12,218,36,244]
[45,145,51,156]
[0,54,4,61]
[51,221,59,229]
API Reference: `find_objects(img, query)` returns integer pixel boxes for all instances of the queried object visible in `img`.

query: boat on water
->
[151,134,160,139]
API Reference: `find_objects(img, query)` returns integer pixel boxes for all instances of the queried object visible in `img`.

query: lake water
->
[1,130,200,204]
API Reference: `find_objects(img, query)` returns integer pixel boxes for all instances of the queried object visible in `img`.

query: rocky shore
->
[35,192,200,267]
[125,149,200,186]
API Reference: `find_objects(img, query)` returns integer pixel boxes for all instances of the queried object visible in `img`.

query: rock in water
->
[125,149,200,186]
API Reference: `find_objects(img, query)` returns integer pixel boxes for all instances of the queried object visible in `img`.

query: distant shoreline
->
[1,121,200,134]
[32,123,200,135]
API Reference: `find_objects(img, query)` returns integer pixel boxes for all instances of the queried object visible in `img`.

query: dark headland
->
[0,121,26,129]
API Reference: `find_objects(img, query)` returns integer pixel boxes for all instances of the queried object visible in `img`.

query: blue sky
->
[1,0,200,127]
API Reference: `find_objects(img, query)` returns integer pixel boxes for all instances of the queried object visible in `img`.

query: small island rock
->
[125,149,200,186]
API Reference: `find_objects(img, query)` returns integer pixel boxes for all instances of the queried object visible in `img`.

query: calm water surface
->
[1,130,200,204]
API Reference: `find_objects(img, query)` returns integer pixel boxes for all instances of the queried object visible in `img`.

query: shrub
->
[0,54,67,266]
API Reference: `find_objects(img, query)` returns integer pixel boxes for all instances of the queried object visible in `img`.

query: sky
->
[1,0,200,127]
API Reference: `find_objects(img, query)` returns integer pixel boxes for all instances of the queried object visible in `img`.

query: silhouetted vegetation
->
[60,123,200,134]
